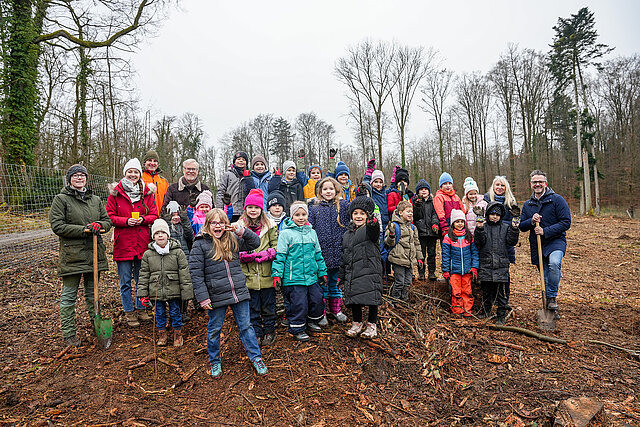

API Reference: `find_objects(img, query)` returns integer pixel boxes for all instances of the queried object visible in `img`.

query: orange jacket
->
[142,170,169,214]
[433,188,465,233]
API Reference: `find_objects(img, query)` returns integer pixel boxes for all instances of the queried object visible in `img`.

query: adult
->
[162,158,210,211]
[519,170,571,312]
[141,149,169,213]
[49,165,113,347]
[240,154,272,209]
[216,151,248,222]
[107,158,158,327]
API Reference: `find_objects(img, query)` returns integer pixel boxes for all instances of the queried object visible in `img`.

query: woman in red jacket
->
[107,158,158,327]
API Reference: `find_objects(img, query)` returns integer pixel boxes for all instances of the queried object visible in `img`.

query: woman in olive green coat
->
[49,165,112,347]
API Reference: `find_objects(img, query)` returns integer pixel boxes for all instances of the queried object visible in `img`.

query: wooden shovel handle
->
[535,221,546,307]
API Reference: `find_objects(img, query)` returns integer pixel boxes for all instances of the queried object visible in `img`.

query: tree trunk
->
[591,144,600,215]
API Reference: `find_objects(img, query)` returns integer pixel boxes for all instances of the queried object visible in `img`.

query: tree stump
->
[554,397,606,427]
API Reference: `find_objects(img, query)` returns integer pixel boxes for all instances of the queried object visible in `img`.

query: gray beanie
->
[66,164,88,185]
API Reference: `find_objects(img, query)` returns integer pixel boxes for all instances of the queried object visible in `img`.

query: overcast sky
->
[130,0,640,161]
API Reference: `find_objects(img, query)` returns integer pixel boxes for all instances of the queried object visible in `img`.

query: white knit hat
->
[283,160,296,173]
[450,209,466,225]
[463,176,479,196]
[151,218,170,237]
[123,158,142,176]
[371,170,385,184]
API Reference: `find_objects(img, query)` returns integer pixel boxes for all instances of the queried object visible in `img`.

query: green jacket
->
[137,239,194,302]
[384,211,423,268]
[241,220,278,290]
[271,218,327,286]
[49,186,112,276]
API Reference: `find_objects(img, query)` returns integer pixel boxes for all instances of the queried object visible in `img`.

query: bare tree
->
[422,68,454,171]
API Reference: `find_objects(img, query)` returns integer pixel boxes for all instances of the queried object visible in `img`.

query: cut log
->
[554,397,605,427]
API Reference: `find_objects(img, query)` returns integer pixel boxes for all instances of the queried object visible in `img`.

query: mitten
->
[470,268,478,278]
[243,169,250,177]
[239,251,256,263]
[298,149,305,158]
[432,224,439,233]
[139,297,151,309]
[508,204,521,219]
[274,168,281,176]
[329,148,337,159]
[255,248,276,263]
[418,259,424,268]
[318,275,328,286]
[87,222,102,235]
[390,165,400,184]
[366,214,377,227]
[366,158,376,174]
[222,193,232,206]
[473,205,485,224]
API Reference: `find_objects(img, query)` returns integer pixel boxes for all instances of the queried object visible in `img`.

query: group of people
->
[49,148,572,379]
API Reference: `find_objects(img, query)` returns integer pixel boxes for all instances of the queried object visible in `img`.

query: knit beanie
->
[233,151,249,164]
[290,202,309,217]
[395,168,410,185]
[371,170,385,184]
[151,218,170,237]
[348,196,375,217]
[308,165,323,176]
[439,172,453,187]
[166,200,180,215]
[415,179,431,194]
[143,149,159,163]
[195,190,213,209]
[66,164,88,184]
[244,188,264,209]
[267,191,286,210]
[283,160,296,172]
[486,202,504,217]
[123,158,142,176]
[463,177,479,196]
[450,209,466,224]
[251,155,267,169]
[334,161,350,178]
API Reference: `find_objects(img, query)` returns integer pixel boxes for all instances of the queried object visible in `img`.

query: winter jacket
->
[271,218,328,286]
[384,211,423,268]
[308,199,350,269]
[142,170,169,214]
[473,202,519,282]
[216,166,245,214]
[433,189,465,233]
[162,177,210,212]
[465,198,488,234]
[162,211,194,254]
[268,175,305,213]
[187,207,208,236]
[519,187,571,266]
[106,181,158,261]
[189,228,260,308]
[303,178,319,200]
[413,195,440,237]
[137,239,194,302]
[49,186,113,276]
[340,181,357,203]
[483,193,515,225]
[241,171,272,209]
[387,185,414,216]
[339,220,383,306]
[442,232,479,275]
[240,220,278,290]
[363,175,390,227]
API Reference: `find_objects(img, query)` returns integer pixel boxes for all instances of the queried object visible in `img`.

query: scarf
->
[453,227,466,237]
[121,178,142,203]
[233,165,245,176]
[248,223,262,234]
[267,211,285,225]
[153,242,170,255]
[253,170,268,179]
[440,187,455,197]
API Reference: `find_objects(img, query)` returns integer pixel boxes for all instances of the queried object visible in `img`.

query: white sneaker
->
[360,322,377,339]
[345,321,364,338]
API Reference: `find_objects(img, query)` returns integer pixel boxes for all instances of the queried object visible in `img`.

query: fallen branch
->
[171,366,199,389]
[60,353,88,361]
[486,324,567,344]
[54,346,72,359]
[236,393,263,424]
[365,339,400,358]
[157,357,180,371]
[386,401,433,421]
[127,355,155,370]
[588,340,640,361]
[493,340,528,352]
[387,308,430,350]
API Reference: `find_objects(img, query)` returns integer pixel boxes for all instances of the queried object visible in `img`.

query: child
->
[241,155,272,209]
[413,179,440,280]
[271,201,328,342]
[294,149,323,201]
[164,201,194,256]
[441,210,479,318]
[188,190,213,236]
[384,200,423,301]
[332,161,357,203]
[387,166,414,216]
[308,177,350,324]
[462,177,487,234]
[238,189,279,346]
[340,196,383,339]
[189,209,267,378]
[362,159,390,229]
[267,161,304,213]
[138,219,193,347]
[266,190,288,234]
[473,202,519,325]
[433,172,465,236]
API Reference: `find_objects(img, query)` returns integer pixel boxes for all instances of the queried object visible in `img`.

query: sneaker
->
[210,363,222,379]
[345,322,364,338]
[252,358,268,376]
[360,322,377,339]
[157,330,168,346]
[294,331,310,342]
[332,311,348,323]
[317,315,329,327]
[428,272,437,281]
[125,311,140,327]
[138,310,153,322]
[173,330,184,347]
[495,317,506,326]
[547,297,559,311]
[64,335,81,347]
[306,323,322,333]
[261,333,276,346]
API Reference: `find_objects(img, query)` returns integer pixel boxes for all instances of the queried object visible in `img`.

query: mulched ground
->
[0,216,639,426]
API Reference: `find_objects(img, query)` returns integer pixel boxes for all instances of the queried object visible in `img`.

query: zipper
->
[225,260,239,303]
[459,237,464,274]
[161,256,165,300]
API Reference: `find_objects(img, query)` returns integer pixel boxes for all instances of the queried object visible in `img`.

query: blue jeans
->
[156,299,182,330]
[249,288,276,337]
[116,258,143,312]
[320,268,342,299]
[206,300,262,365]
[542,250,564,299]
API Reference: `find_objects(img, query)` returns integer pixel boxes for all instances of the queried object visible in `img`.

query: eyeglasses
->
[210,221,225,227]
[70,173,86,179]
[184,167,198,172]
[531,180,546,185]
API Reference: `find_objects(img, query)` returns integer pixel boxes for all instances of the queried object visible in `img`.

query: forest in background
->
[0,3,638,210]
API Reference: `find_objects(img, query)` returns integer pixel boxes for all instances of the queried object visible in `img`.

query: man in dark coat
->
[162,158,210,212]
[519,170,571,312]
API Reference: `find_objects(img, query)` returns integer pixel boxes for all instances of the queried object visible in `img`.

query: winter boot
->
[157,330,168,346]
[547,297,558,311]
[345,322,364,338]
[125,311,140,327]
[418,263,426,280]
[306,323,322,333]
[428,271,437,281]
[138,310,153,322]
[173,329,184,347]
[495,317,506,326]
[318,299,329,327]
[329,298,347,323]
[294,331,310,342]
[182,300,191,323]
[360,322,377,339]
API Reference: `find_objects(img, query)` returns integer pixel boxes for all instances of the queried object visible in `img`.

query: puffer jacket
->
[473,202,519,282]
[413,195,440,237]
[339,220,383,306]
[241,171,272,209]
[189,228,260,308]
[363,175,390,227]
[387,185,414,216]
[216,166,244,214]
[268,175,305,213]
[106,181,158,261]
[137,239,194,302]
[162,211,194,254]
[49,186,112,276]
[384,211,423,268]
[240,220,278,290]
[308,199,350,269]
[271,218,327,286]
[433,188,465,233]
[442,231,479,275]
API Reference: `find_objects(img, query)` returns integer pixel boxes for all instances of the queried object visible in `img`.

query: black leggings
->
[348,304,378,323]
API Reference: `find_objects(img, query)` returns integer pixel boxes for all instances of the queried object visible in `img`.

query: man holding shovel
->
[519,170,571,315]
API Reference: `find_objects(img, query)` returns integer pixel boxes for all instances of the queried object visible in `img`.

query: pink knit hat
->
[450,209,466,224]
[244,188,264,209]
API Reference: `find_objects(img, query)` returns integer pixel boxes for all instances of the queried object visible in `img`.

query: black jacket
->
[268,175,304,213]
[413,195,439,237]
[473,202,519,282]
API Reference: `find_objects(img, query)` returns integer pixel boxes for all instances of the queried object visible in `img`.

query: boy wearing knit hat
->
[413,179,440,280]
[328,161,356,203]
[267,161,304,214]
[142,149,169,212]
[241,155,273,210]
[433,172,465,235]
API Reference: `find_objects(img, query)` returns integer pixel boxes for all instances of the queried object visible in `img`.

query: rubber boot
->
[173,329,184,347]
[157,330,168,346]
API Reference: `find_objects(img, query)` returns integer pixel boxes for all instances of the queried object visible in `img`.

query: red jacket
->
[106,181,158,261]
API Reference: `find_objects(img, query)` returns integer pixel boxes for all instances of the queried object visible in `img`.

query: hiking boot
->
[138,310,153,322]
[210,363,222,379]
[294,331,310,342]
[173,330,184,347]
[252,358,268,376]
[547,297,558,311]
[157,330,168,346]
[331,311,348,323]
[360,322,377,339]
[495,317,506,326]
[317,315,329,327]
[261,333,276,346]
[306,323,322,333]
[125,311,140,327]
[345,321,364,338]
[64,335,81,347]
[428,271,437,281]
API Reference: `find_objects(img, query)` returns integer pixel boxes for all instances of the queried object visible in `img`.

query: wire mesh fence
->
[0,162,113,269]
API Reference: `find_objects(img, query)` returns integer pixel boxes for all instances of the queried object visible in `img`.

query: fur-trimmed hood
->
[108,180,156,196]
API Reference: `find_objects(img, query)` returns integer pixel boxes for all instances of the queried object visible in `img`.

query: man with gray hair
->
[162,158,210,212]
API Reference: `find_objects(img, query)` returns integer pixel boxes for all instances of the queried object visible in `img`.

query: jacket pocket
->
[62,240,88,264]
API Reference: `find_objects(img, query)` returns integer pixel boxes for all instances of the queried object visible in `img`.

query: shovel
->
[535,224,556,331]
[88,230,113,349]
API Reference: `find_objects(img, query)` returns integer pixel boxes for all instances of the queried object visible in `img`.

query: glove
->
[239,251,256,263]
[512,217,521,227]
[387,224,396,239]
[390,165,399,184]
[318,275,328,286]
[233,225,245,238]
[222,193,232,206]
[470,268,478,279]
[432,224,439,233]
[298,149,305,158]
[255,248,276,263]
[418,260,424,268]
[357,183,368,197]
[273,277,281,290]
[508,204,521,219]
[366,214,377,227]
[189,192,198,207]
[274,168,281,176]
[366,158,376,173]
[329,148,337,159]
[139,297,152,309]
[87,222,102,235]
[443,272,450,279]
[243,169,250,177]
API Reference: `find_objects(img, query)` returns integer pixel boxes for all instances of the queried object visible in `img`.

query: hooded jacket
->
[433,188,465,233]
[442,230,479,275]
[162,177,210,212]
[308,199,350,269]
[137,238,194,302]
[384,211,423,268]
[216,166,244,214]
[413,194,440,237]
[473,202,519,282]
[268,174,305,213]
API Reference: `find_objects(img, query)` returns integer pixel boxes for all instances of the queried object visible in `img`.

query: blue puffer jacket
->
[363,175,390,227]
[442,232,479,275]
[308,199,350,269]
[242,171,272,209]
[519,187,571,266]
[189,228,260,308]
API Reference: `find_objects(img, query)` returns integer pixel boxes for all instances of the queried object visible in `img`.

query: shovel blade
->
[94,313,113,349]
[536,308,556,331]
